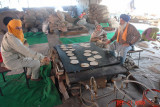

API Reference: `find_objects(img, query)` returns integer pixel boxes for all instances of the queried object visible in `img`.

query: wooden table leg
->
[59,80,69,100]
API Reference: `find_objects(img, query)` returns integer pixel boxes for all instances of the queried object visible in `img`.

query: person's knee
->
[32,60,40,68]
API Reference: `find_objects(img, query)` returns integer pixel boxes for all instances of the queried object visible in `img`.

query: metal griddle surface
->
[55,43,120,72]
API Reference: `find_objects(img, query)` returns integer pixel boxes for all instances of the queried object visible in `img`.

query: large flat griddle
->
[55,43,120,73]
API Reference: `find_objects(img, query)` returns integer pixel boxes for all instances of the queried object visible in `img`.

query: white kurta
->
[1,32,45,79]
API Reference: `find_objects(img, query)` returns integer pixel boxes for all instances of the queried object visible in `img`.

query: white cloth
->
[90,29,107,41]
[1,32,45,79]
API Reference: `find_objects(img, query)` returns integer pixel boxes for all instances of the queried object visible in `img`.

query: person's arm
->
[105,29,118,45]
[8,35,45,61]
[90,37,100,42]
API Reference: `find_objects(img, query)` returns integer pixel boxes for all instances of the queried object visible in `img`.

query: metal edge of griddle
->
[66,64,128,84]
[54,46,66,72]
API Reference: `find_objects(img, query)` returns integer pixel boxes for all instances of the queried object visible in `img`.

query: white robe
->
[1,32,45,79]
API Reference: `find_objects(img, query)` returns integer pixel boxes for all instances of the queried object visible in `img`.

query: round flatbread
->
[70,56,77,60]
[85,43,90,45]
[84,45,91,48]
[60,46,67,49]
[93,55,102,59]
[66,51,73,54]
[67,53,74,56]
[62,48,68,51]
[84,53,91,56]
[61,45,66,47]
[60,45,66,47]
[69,49,75,51]
[92,51,98,54]
[68,44,73,46]
[80,43,85,45]
[90,61,98,66]
[87,57,96,61]
[84,50,91,53]
[70,60,79,64]
[81,63,89,67]
[67,46,73,49]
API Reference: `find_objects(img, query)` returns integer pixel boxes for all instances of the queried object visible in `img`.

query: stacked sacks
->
[23,8,54,32]
[88,4,110,24]
[0,8,55,34]
[0,11,19,33]
[63,12,76,23]
[48,11,76,33]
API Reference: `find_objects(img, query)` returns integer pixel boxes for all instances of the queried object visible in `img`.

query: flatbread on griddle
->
[84,53,91,56]
[90,61,98,66]
[70,56,77,60]
[66,51,73,54]
[93,55,102,59]
[67,53,74,56]
[70,60,79,64]
[92,51,98,54]
[84,50,91,53]
[62,48,68,51]
[69,49,75,51]
[87,57,95,61]
[81,63,89,67]
[67,46,73,49]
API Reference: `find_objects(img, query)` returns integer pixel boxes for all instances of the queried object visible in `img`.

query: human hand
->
[106,40,111,45]
[44,57,50,62]
[41,57,50,65]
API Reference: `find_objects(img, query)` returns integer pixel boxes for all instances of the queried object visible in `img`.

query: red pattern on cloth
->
[0,52,3,62]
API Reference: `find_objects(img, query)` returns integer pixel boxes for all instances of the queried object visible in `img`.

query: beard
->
[118,22,127,34]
